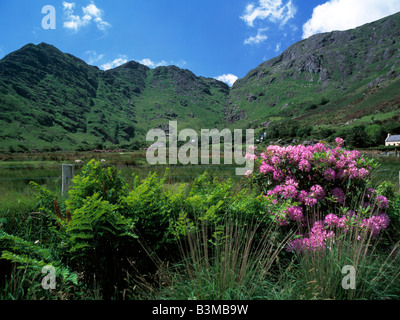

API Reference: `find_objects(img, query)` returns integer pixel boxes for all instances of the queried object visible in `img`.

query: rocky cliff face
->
[228,11,400,129]
[0,43,229,151]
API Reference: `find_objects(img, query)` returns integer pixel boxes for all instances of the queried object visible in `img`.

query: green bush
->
[119,171,280,270]
[166,172,279,243]
[28,161,137,298]
[0,231,78,299]
[386,194,400,242]
[66,159,128,211]
[65,193,136,298]
[120,171,170,252]
[375,181,396,200]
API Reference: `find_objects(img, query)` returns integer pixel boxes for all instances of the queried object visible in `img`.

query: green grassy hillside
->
[1,12,400,152]
[227,12,400,145]
[0,43,229,152]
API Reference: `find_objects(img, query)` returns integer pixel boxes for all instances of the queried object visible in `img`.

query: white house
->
[385,134,400,146]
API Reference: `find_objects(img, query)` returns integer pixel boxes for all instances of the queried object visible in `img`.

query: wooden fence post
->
[62,164,75,197]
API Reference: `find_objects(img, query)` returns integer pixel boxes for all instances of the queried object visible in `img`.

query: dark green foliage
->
[0,230,78,299]
[65,193,136,298]
[0,231,76,279]
[66,194,135,261]
[29,181,58,215]
[121,171,170,253]
[315,127,336,140]
[319,97,329,106]
[28,161,276,297]
[28,181,69,245]
[62,160,136,298]
[265,119,301,141]
[385,194,400,242]
[65,159,128,211]
[4,161,138,299]
[376,181,396,200]
[365,124,385,147]
[333,119,400,148]
[118,170,275,267]
[296,125,313,138]
[346,125,371,148]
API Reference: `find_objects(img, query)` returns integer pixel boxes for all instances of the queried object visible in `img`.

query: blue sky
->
[1,0,400,86]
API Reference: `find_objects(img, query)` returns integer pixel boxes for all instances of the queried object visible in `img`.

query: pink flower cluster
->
[361,213,390,237]
[288,221,335,253]
[376,195,389,209]
[259,141,371,185]
[258,140,376,224]
[287,212,390,253]
[251,139,391,253]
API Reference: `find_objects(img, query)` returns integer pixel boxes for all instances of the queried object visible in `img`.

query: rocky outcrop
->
[229,11,400,127]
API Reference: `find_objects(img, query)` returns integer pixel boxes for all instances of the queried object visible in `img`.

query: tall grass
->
[285,220,400,300]
[369,156,400,190]
[0,264,46,300]
[132,213,291,300]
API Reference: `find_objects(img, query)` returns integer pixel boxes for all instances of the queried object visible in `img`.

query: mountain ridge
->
[228,11,400,132]
[0,42,229,151]
[1,12,400,151]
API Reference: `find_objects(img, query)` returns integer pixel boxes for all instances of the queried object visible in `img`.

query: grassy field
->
[1,149,398,197]
[0,150,244,218]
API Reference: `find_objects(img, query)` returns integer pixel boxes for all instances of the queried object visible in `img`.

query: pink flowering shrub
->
[247,138,390,253]
[286,211,390,253]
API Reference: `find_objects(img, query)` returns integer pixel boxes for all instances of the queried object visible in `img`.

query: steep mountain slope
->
[1,12,400,152]
[0,43,229,151]
[228,12,400,132]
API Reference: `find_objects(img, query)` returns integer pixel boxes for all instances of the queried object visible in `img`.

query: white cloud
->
[63,1,75,14]
[139,58,168,68]
[85,50,105,65]
[175,59,188,68]
[94,17,111,31]
[138,58,188,68]
[139,58,154,67]
[241,0,296,27]
[215,74,239,87]
[244,28,269,45]
[99,56,187,71]
[63,1,111,32]
[62,2,81,32]
[101,56,128,70]
[63,2,74,11]
[302,0,400,39]
[83,3,102,17]
[275,42,281,52]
